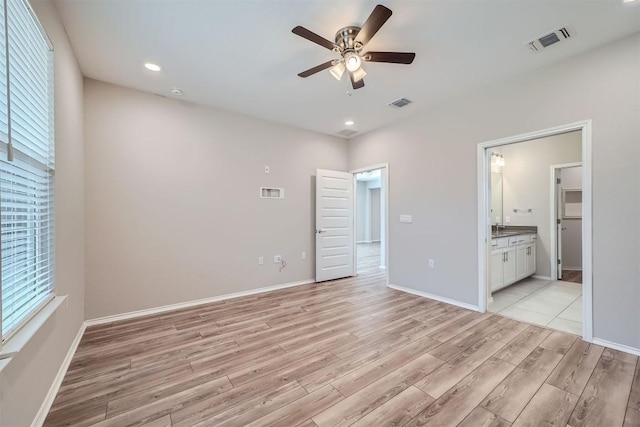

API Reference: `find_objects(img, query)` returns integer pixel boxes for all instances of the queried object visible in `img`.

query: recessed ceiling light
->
[170,88,183,96]
[345,120,355,126]
[144,62,161,72]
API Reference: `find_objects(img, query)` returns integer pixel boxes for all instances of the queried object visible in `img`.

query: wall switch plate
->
[505,216,511,223]
[264,165,270,174]
[301,251,306,260]
[428,259,435,268]
[400,214,413,223]
[258,256,264,265]
[274,255,282,263]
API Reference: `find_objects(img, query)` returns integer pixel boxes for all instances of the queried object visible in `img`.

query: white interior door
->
[316,169,354,282]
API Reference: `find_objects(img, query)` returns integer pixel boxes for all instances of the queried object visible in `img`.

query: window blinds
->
[1,0,54,341]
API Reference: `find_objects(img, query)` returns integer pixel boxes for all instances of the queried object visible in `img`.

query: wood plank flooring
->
[562,269,583,284]
[45,269,638,427]
[356,242,380,273]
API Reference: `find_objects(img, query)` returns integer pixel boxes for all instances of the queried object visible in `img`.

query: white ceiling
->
[52,0,640,138]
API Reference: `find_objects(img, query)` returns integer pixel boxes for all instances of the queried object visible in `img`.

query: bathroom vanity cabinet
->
[490,233,536,292]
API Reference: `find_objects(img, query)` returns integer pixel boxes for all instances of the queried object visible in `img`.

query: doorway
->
[477,121,593,341]
[352,164,389,280]
[552,164,583,284]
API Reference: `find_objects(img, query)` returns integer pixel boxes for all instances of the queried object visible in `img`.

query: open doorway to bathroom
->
[477,122,592,340]
[353,165,388,276]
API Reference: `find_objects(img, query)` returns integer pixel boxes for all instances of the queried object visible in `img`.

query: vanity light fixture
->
[492,152,505,167]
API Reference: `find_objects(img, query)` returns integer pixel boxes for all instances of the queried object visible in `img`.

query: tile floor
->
[488,277,583,335]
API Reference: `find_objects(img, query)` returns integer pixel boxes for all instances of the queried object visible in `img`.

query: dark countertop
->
[491,225,537,238]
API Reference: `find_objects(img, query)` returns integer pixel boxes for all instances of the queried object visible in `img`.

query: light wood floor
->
[562,269,583,284]
[357,242,380,273]
[45,270,639,427]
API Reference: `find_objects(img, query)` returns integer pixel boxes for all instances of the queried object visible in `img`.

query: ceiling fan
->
[292,4,415,90]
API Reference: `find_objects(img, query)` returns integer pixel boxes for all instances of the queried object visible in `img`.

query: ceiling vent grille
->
[337,129,358,137]
[389,98,412,108]
[527,26,575,52]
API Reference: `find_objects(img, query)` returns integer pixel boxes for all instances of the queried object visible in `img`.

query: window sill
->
[0,295,67,369]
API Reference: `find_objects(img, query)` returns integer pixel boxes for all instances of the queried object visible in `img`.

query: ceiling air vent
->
[389,98,412,108]
[337,129,358,137]
[527,26,575,52]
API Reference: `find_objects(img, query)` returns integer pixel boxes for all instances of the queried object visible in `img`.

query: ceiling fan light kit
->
[292,4,416,90]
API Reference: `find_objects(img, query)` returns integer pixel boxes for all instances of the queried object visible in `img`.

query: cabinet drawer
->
[508,234,534,246]
[491,237,508,249]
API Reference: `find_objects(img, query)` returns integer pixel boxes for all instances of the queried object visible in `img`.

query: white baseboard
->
[31,322,86,427]
[388,284,480,312]
[85,278,315,326]
[532,275,553,281]
[591,338,640,357]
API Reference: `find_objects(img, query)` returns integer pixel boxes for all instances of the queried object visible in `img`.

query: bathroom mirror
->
[491,172,503,225]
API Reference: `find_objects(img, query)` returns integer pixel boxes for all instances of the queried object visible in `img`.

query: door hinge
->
[557,259,561,264]
[557,178,561,184]
[557,219,561,225]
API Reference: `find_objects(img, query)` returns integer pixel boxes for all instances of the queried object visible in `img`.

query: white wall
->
[370,188,381,242]
[348,33,640,349]
[84,79,348,319]
[356,176,381,243]
[0,1,85,425]
[561,166,583,270]
[501,132,581,278]
[356,181,368,242]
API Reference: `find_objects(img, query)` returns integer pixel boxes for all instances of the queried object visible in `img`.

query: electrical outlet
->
[258,256,264,265]
[301,251,306,260]
[274,255,282,263]
[428,259,435,268]
[505,216,511,223]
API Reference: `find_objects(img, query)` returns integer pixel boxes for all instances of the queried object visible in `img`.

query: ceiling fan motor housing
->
[335,26,362,53]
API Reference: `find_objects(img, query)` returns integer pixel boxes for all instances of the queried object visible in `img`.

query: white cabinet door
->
[516,245,527,281]
[526,243,537,277]
[490,250,504,291]
[503,247,517,285]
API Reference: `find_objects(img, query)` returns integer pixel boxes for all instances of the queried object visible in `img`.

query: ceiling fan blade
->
[355,5,392,47]
[298,60,335,78]
[364,51,416,64]
[292,26,338,51]
[349,71,365,90]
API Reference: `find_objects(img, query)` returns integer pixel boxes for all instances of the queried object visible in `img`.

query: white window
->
[0,0,54,343]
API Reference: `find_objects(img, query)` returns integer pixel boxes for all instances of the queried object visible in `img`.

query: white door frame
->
[476,120,593,342]
[351,163,389,285]
[550,162,582,281]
